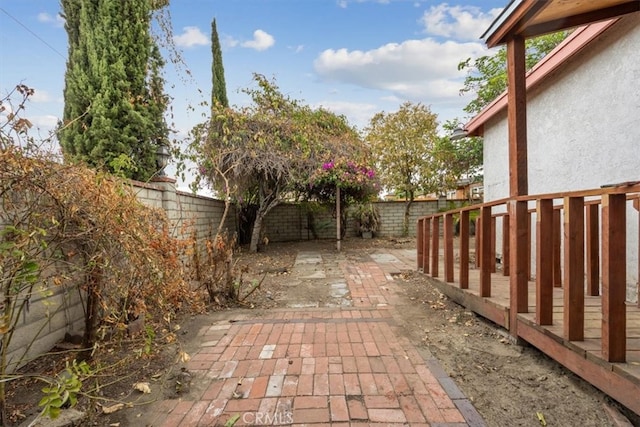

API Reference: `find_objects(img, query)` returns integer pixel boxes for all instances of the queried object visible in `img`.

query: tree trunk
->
[82,266,101,355]
[249,212,264,253]
[249,181,281,252]
[336,187,341,251]
[402,198,414,237]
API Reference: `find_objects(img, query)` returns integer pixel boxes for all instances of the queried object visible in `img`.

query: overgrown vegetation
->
[0,85,235,424]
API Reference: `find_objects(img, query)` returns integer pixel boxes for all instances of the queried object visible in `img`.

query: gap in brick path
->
[279,251,355,308]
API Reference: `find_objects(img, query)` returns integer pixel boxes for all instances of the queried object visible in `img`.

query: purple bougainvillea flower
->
[322,162,334,170]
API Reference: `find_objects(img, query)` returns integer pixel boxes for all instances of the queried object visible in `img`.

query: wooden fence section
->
[416,183,640,416]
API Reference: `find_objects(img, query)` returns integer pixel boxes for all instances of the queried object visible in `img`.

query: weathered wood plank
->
[444,213,454,283]
[552,208,562,287]
[636,197,640,309]
[417,218,424,271]
[586,204,600,296]
[502,214,510,276]
[527,211,532,280]
[431,215,439,278]
[460,210,470,289]
[491,216,497,273]
[475,216,482,269]
[510,200,529,336]
[536,199,553,325]
[506,35,528,197]
[423,217,430,274]
[564,196,585,341]
[602,193,626,362]
[480,206,492,297]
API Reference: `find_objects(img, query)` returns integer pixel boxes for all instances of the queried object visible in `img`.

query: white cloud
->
[420,4,502,41]
[223,35,239,48]
[289,44,304,54]
[314,100,379,131]
[31,115,59,129]
[30,90,52,103]
[314,37,485,102]
[37,12,64,28]
[173,26,209,48]
[241,30,275,51]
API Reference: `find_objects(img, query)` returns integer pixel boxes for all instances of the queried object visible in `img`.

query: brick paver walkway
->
[144,249,485,426]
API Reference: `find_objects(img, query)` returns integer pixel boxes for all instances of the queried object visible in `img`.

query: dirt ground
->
[9,237,640,426]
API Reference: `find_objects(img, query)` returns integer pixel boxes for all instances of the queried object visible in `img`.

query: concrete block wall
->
[132,181,164,209]
[132,180,237,242]
[374,199,449,237]
[262,203,341,242]
[132,180,449,242]
[6,282,85,373]
[262,203,305,242]
[176,191,237,241]
[259,200,447,242]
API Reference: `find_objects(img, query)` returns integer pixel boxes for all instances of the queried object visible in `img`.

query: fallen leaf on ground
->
[133,382,151,394]
[102,403,125,414]
[537,411,547,426]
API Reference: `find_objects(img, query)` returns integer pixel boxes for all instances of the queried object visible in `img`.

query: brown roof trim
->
[465,19,618,137]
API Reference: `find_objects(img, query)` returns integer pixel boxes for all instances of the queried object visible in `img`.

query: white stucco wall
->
[482,14,640,301]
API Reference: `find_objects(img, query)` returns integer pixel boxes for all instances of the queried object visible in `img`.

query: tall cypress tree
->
[60,0,168,181]
[211,19,229,108]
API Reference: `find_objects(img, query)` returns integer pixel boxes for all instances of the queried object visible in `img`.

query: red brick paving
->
[141,249,485,426]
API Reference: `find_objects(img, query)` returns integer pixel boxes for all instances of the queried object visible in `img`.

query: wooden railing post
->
[602,193,626,362]
[490,216,497,273]
[480,205,492,297]
[417,218,424,271]
[527,211,532,280]
[509,200,529,335]
[586,204,600,296]
[431,216,440,278]
[637,197,640,309]
[423,217,431,275]
[552,208,562,287]
[564,196,585,341]
[444,213,454,283]
[460,210,470,289]
[475,216,482,269]
[536,199,554,325]
[502,214,510,276]
[633,196,640,307]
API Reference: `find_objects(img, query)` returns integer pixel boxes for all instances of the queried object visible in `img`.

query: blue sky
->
[0,0,507,129]
[1,0,505,187]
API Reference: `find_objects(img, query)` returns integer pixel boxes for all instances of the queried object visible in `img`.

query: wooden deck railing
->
[417,183,640,363]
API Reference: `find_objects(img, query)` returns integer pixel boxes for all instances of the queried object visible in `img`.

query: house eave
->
[482,0,639,48]
[466,19,618,138]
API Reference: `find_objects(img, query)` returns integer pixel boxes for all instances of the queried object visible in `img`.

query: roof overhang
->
[466,18,618,137]
[483,0,639,48]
